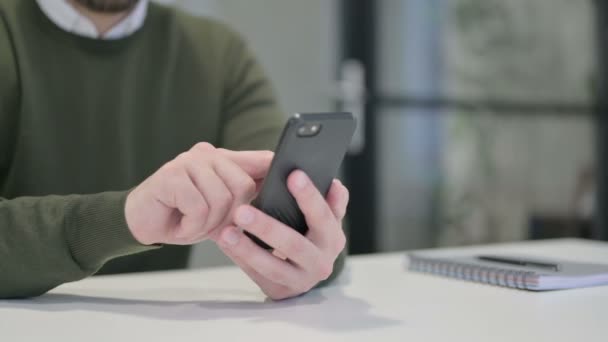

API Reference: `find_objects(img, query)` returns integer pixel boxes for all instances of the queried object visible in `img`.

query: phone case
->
[246,112,356,249]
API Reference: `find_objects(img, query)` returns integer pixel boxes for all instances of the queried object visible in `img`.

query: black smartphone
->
[245,112,356,249]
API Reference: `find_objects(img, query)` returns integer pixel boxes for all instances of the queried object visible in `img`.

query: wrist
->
[124,188,156,246]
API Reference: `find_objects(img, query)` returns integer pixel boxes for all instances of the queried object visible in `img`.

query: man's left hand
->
[212,170,349,300]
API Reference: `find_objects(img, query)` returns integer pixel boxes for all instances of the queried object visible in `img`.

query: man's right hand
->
[124,142,273,246]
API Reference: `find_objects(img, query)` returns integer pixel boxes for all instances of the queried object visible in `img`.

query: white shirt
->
[36,0,148,40]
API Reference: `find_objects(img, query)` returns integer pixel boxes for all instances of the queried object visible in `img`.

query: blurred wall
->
[153,0,339,267]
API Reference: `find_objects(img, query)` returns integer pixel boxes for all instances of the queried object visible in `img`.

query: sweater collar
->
[35,0,148,40]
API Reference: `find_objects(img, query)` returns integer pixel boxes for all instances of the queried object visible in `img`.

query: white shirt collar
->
[36,0,148,40]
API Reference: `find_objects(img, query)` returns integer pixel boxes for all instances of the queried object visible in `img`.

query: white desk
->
[1,238,607,341]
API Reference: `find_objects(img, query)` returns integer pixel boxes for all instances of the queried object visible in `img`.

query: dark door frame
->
[595,0,608,241]
[340,0,378,254]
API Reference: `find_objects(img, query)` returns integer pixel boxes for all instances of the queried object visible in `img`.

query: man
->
[0,0,348,300]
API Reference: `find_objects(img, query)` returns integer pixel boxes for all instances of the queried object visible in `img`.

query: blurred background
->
[156,0,606,267]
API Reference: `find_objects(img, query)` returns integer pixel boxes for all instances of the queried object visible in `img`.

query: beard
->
[73,0,139,13]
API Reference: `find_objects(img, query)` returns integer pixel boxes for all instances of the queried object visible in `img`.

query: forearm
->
[0,191,156,298]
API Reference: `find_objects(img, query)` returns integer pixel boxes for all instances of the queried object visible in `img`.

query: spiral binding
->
[408,255,538,290]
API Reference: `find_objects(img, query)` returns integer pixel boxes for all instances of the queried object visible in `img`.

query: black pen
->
[477,255,560,271]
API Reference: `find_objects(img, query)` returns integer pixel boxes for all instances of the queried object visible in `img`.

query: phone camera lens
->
[297,123,322,137]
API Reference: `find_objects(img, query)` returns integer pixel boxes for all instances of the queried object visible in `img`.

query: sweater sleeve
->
[0,192,157,298]
[218,29,346,286]
[0,18,156,298]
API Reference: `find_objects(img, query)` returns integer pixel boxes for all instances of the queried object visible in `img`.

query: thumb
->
[217,149,274,179]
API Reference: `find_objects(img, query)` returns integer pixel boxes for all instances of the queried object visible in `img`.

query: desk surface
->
[1,238,607,341]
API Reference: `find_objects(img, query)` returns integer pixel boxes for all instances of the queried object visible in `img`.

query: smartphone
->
[245,112,356,249]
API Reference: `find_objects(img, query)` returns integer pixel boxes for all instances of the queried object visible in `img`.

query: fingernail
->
[236,206,255,225]
[222,228,240,246]
[293,171,308,190]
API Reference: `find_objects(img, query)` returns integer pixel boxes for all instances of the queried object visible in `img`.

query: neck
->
[67,0,133,36]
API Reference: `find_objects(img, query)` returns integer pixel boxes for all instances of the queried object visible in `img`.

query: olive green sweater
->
[0,0,344,299]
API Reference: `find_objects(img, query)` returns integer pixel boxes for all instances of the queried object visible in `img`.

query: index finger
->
[234,205,323,272]
[217,149,274,180]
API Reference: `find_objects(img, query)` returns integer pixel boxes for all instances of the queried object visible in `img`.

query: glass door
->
[339,0,598,254]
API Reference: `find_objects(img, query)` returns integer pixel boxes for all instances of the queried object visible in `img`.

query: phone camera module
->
[297,123,322,137]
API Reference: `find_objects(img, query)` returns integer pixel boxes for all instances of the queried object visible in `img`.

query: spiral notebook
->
[407,252,608,291]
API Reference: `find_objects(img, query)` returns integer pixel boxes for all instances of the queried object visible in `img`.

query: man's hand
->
[125,143,273,245]
[213,170,349,301]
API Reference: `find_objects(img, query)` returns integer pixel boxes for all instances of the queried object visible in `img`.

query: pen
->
[477,255,560,271]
